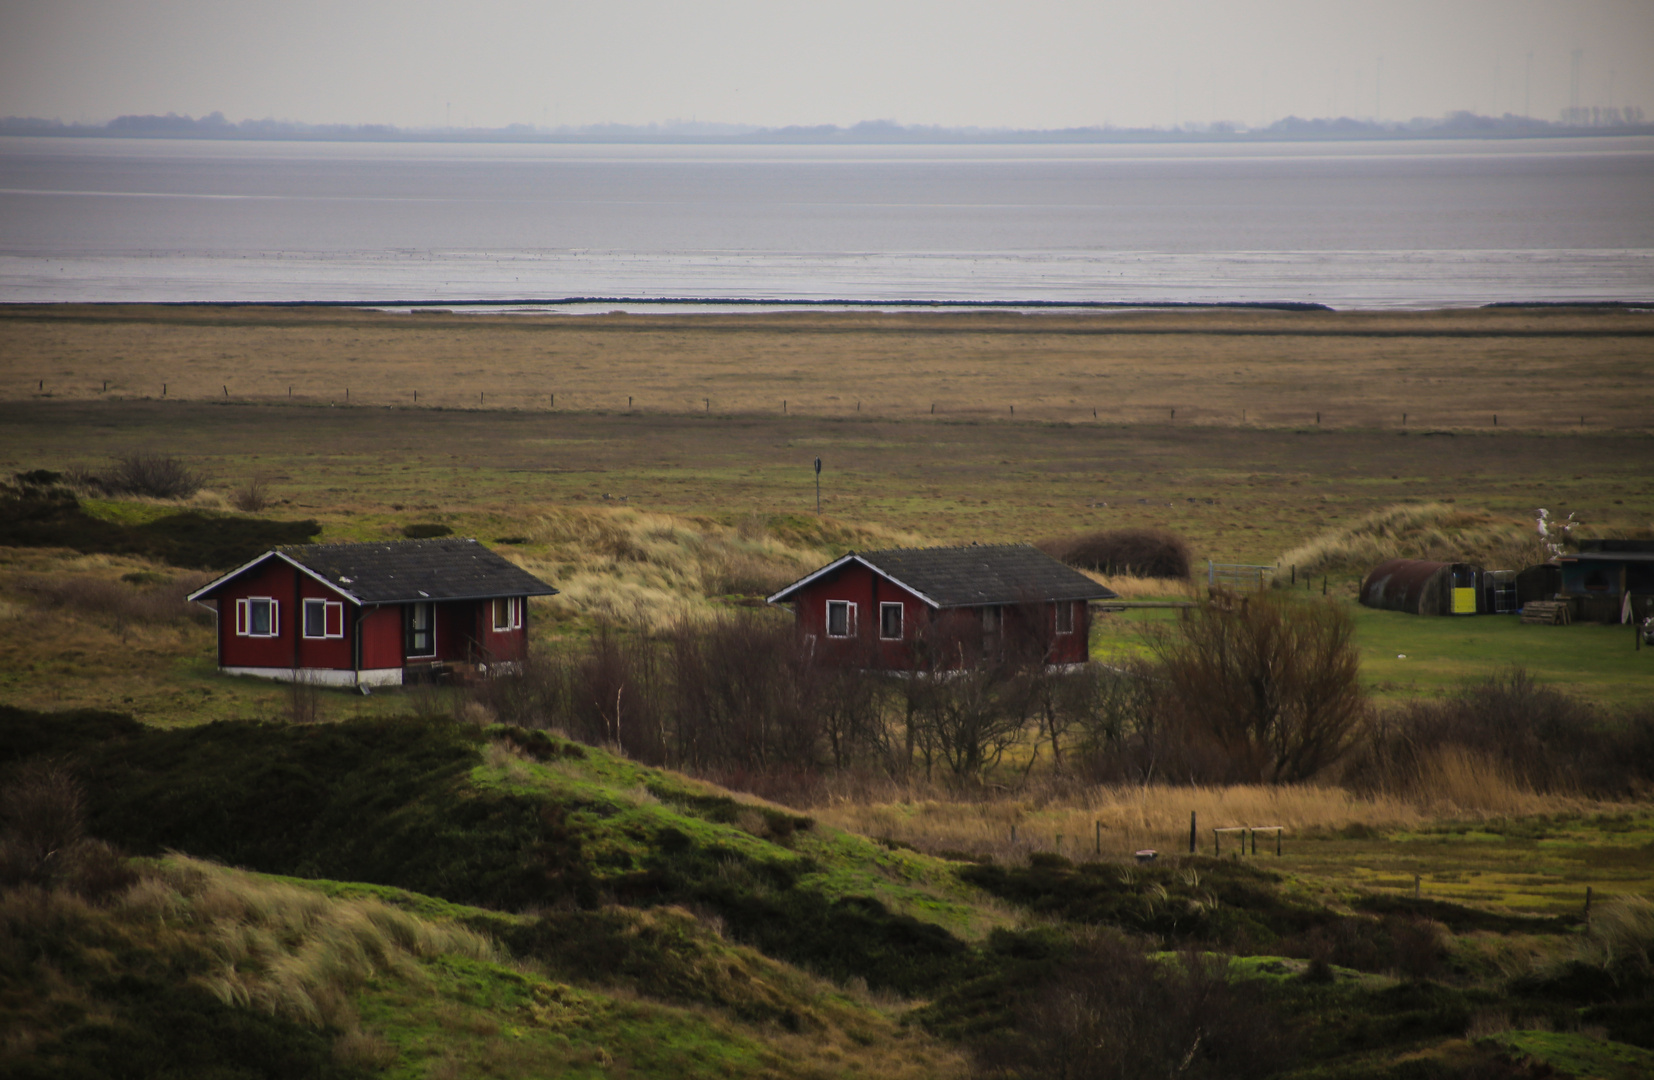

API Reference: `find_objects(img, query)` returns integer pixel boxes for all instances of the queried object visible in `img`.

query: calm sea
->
[1,136,1650,309]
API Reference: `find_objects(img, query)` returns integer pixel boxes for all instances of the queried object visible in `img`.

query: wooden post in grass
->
[1403,412,1407,425]
[1414,875,1421,899]
[223,385,228,397]
[1323,576,1328,596]
[1277,829,1282,856]
[1190,812,1196,854]
[1251,829,1257,856]
[1011,824,1017,845]
[630,396,634,408]
[102,380,107,392]
[1096,820,1102,855]
[162,383,166,396]
[1316,412,1321,425]
[1585,886,1593,925]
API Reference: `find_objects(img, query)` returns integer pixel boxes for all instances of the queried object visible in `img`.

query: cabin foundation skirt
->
[220,666,404,687]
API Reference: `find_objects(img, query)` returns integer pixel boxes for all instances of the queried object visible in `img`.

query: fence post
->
[1276,829,1281,856]
[1095,820,1101,855]
[1190,812,1196,854]
[1585,886,1593,926]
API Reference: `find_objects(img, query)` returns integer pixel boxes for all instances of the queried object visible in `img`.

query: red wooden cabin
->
[766,544,1116,670]
[187,538,558,688]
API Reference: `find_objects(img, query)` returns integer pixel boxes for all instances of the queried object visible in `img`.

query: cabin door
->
[405,602,436,658]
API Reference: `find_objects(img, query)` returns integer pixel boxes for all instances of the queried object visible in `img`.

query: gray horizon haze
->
[2,1,1652,133]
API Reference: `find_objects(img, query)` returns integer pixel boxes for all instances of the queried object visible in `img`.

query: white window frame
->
[826,599,856,638]
[302,598,344,641]
[236,597,279,638]
[492,596,523,632]
[1055,600,1075,636]
[879,602,904,640]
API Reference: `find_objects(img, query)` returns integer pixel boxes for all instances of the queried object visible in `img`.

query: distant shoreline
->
[5,114,1652,146]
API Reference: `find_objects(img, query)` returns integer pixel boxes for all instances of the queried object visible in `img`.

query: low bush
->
[12,571,215,627]
[1037,528,1192,580]
[401,522,453,538]
[0,489,320,568]
[970,932,1288,1080]
[103,452,207,500]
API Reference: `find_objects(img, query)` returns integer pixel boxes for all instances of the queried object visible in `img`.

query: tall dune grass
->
[509,506,920,630]
[1275,502,1539,579]
[131,856,500,1027]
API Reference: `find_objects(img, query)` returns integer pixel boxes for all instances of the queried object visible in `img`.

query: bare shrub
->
[105,452,206,499]
[1148,594,1364,784]
[1037,528,1192,580]
[0,762,84,887]
[229,475,272,512]
[979,932,1287,1080]
[287,671,323,725]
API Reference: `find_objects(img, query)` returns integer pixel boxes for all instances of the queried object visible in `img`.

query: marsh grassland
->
[3,305,1653,1079]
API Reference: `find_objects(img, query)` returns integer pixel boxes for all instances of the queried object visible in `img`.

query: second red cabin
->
[767,543,1116,670]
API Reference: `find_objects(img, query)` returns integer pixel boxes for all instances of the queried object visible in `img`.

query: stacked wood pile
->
[1521,600,1572,625]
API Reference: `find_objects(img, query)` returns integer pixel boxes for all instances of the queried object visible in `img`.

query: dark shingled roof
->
[281,538,557,604]
[772,543,1116,607]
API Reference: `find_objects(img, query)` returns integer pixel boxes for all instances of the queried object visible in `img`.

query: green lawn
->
[1092,597,1654,709]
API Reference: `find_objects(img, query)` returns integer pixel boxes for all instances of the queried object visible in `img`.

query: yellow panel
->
[1452,587,1477,615]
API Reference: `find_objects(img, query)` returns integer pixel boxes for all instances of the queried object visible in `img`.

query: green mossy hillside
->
[0,855,960,1080]
[1,707,989,995]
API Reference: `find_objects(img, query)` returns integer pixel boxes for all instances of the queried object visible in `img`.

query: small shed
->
[767,543,1117,669]
[1360,558,1483,616]
[1557,539,1654,624]
[187,537,558,687]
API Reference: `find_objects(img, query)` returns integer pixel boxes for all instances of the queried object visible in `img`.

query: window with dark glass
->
[826,600,854,638]
[1055,601,1074,635]
[880,602,903,639]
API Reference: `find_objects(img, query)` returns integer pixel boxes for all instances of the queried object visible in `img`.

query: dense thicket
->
[477,594,1367,790]
[1036,528,1192,580]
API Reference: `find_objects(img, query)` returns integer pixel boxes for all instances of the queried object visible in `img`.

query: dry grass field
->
[3,304,1652,429]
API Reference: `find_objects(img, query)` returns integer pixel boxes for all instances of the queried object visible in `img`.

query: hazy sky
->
[2,0,1651,130]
